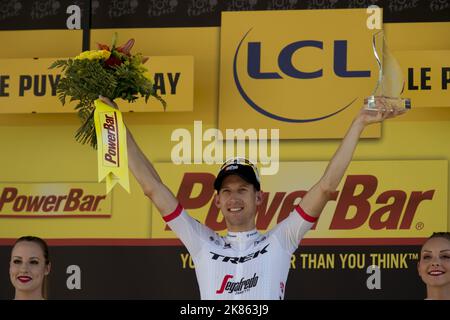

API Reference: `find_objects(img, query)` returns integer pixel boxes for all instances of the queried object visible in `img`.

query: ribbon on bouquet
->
[93,99,130,193]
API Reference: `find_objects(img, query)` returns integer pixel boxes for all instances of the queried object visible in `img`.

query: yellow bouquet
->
[50,34,165,192]
[49,33,165,148]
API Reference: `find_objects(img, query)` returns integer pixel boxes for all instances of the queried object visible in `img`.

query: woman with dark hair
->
[418,232,450,300]
[9,236,51,300]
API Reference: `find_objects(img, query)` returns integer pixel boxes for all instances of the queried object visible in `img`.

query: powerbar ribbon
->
[94,99,130,193]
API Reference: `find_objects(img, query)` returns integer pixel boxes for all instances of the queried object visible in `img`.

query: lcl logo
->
[233,28,372,123]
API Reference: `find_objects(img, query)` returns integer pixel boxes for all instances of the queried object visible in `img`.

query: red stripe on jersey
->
[295,205,317,223]
[163,203,183,223]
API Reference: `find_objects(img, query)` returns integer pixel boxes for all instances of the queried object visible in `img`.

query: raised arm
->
[126,128,179,216]
[299,98,405,218]
[99,96,178,216]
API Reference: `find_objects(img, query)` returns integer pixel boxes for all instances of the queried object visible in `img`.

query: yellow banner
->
[0,183,111,217]
[94,99,129,193]
[0,56,193,113]
[219,9,382,139]
[395,50,450,108]
[152,160,447,238]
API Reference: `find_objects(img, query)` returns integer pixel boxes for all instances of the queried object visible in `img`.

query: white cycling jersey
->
[164,204,316,300]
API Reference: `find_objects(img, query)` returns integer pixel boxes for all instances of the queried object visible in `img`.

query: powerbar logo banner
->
[0,183,111,217]
[0,56,193,113]
[219,9,381,139]
[151,160,447,241]
[94,100,129,193]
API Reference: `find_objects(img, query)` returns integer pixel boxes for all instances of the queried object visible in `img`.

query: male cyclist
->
[101,96,404,299]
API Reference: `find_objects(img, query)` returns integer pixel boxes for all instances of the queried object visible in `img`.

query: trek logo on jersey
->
[210,244,269,264]
[216,273,259,294]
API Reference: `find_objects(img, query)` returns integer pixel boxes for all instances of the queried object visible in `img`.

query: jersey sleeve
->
[270,205,317,254]
[163,203,218,257]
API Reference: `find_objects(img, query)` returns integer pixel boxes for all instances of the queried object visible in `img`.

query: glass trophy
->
[365,31,411,111]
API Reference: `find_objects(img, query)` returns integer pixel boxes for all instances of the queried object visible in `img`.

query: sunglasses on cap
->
[219,157,261,184]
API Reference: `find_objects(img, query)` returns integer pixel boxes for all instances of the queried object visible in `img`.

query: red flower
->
[97,43,110,51]
[104,55,122,67]
[116,39,135,56]
[97,38,136,68]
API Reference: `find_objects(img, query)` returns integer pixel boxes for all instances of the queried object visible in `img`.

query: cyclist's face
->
[214,175,262,232]
[418,237,450,289]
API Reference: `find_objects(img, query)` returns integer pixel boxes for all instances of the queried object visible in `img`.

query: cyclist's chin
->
[225,212,254,228]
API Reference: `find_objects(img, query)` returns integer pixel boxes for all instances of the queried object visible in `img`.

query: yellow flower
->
[143,72,153,81]
[75,50,111,60]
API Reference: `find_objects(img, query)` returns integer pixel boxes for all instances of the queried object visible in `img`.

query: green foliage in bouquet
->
[49,34,166,148]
